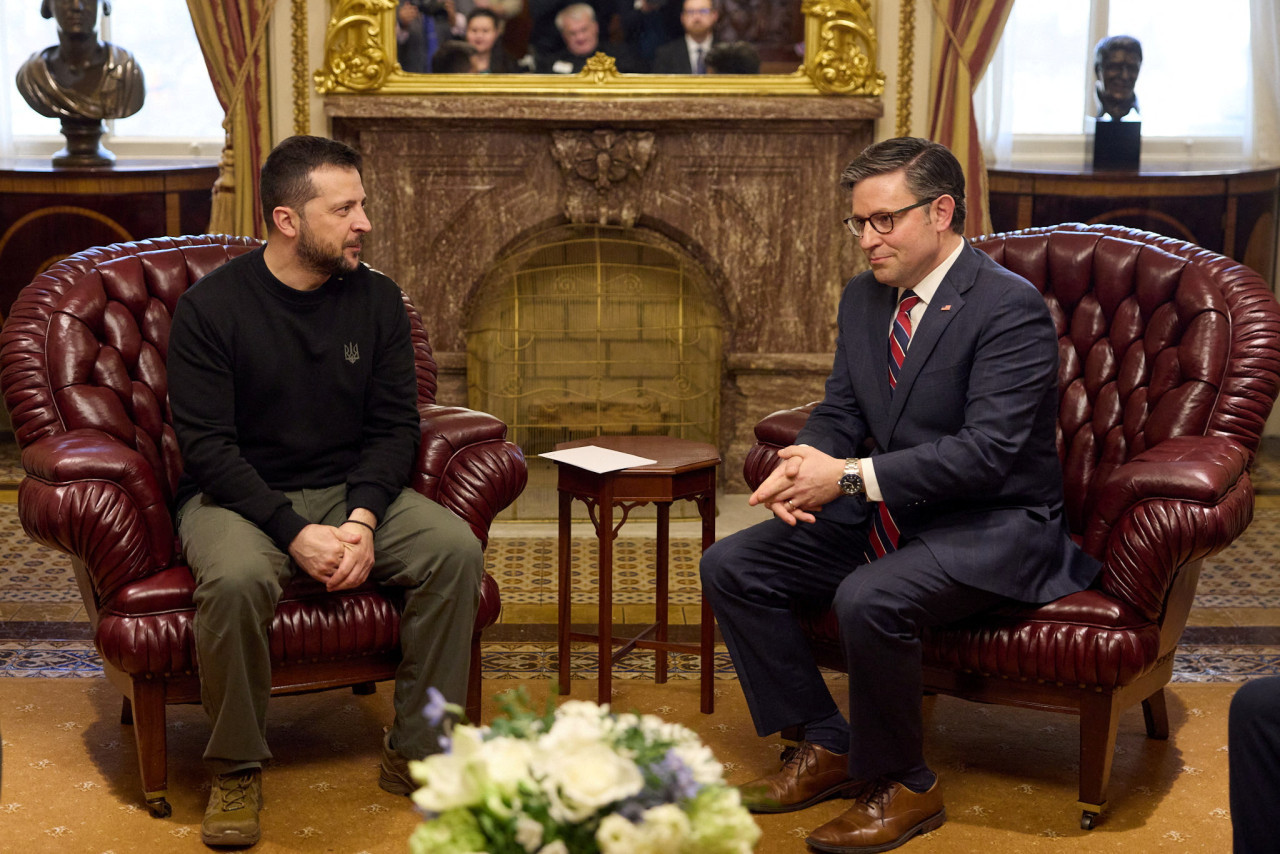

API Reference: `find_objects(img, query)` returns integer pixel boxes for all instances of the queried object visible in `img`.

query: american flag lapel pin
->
[941,304,952,311]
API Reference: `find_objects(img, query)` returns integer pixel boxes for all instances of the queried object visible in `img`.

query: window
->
[979,0,1251,161]
[1,2,223,157]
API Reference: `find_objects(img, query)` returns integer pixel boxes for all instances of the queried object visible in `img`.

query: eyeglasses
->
[843,197,938,238]
[682,8,715,16]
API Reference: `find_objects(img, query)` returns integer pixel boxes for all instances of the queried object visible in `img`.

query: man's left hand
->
[327,514,377,592]
[749,445,845,525]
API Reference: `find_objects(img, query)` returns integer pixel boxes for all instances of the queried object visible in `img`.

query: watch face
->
[838,473,862,496]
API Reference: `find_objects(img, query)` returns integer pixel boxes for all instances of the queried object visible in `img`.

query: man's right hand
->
[288,524,351,584]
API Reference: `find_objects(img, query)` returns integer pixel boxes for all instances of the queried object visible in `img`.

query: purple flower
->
[658,749,701,800]
[423,686,449,728]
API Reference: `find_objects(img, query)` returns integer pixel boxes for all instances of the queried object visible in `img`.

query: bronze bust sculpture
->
[1093,35,1141,122]
[15,0,146,167]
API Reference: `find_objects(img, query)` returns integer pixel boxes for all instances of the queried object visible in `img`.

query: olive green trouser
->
[177,485,483,773]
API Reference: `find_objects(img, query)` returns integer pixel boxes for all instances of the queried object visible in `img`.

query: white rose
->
[474,735,536,791]
[515,814,545,852]
[556,699,611,722]
[638,803,692,846]
[597,813,646,854]
[409,752,483,813]
[597,805,691,854]
[671,741,725,785]
[537,841,570,854]
[536,742,643,822]
[541,709,608,753]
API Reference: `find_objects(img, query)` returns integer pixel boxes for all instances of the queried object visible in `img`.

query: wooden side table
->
[553,435,720,713]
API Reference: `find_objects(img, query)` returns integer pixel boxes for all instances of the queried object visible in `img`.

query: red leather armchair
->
[743,224,1280,828]
[0,235,527,817]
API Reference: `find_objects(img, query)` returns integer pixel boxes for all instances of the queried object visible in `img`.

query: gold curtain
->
[927,0,1015,237]
[187,0,277,238]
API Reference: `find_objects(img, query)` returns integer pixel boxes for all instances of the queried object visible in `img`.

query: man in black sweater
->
[167,135,483,849]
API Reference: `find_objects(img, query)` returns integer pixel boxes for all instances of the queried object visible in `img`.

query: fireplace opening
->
[467,224,724,520]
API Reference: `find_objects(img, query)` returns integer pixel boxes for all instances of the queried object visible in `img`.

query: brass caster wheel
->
[146,797,172,818]
[1080,810,1098,830]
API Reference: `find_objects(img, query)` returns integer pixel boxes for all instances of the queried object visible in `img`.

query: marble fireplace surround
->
[328,94,880,489]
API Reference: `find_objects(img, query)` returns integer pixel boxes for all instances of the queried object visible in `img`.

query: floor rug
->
[0,677,1242,853]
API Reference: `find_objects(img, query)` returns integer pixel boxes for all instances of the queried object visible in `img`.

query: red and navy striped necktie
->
[870,289,921,558]
[888,289,921,391]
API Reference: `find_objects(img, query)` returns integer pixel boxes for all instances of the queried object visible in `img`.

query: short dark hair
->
[259,135,363,232]
[705,41,759,75]
[431,40,476,73]
[1094,35,1142,69]
[466,7,501,27]
[839,137,967,235]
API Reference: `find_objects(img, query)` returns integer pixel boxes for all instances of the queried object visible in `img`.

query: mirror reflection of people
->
[705,40,758,74]
[1093,35,1142,121]
[651,0,718,74]
[465,8,522,72]
[395,2,430,73]
[15,0,145,122]
[536,3,640,73]
[430,39,475,73]
[527,0,616,68]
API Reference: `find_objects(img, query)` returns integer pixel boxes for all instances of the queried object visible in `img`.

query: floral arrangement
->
[409,688,760,854]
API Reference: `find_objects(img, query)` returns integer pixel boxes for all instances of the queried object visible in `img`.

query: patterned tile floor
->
[3,437,1280,681]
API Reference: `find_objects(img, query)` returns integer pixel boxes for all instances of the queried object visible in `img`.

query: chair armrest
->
[742,403,819,490]
[18,429,175,605]
[1084,434,1253,622]
[413,405,528,548]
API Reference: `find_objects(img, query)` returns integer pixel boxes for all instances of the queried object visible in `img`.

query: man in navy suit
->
[700,138,1100,853]
[650,0,717,74]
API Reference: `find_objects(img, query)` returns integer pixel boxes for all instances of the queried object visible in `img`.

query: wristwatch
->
[838,458,865,496]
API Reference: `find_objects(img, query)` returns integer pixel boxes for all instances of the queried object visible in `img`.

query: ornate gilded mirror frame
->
[314,0,885,96]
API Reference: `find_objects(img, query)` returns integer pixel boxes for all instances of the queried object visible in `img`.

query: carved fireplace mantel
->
[327,92,880,493]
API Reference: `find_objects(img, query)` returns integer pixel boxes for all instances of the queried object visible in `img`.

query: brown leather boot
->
[806,777,945,853]
[201,768,262,848]
[739,741,862,813]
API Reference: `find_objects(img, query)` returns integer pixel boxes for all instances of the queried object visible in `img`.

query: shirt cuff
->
[860,457,884,503]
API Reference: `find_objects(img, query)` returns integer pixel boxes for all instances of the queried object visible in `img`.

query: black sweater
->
[168,247,420,551]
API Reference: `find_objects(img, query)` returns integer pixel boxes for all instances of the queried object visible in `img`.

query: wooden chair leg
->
[465,630,483,724]
[120,696,133,725]
[127,679,172,818]
[1077,691,1122,829]
[1142,688,1170,739]
[351,682,377,696]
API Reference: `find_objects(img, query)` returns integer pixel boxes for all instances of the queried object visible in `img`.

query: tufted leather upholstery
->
[742,224,1280,828]
[0,235,528,817]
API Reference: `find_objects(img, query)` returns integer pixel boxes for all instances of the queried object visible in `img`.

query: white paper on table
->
[539,446,658,473]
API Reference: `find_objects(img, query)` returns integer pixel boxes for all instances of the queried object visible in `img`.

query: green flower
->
[409,808,487,854]
[683,786,761,854]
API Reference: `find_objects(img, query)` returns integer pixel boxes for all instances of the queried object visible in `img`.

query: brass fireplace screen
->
[468,225,722,461]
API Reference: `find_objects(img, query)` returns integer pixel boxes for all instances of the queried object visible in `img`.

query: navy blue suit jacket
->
[651,38,695,73]
[796,242,1099,604]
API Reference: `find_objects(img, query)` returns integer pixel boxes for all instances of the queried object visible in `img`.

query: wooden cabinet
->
[0,158,219,319]
[988,161,1280,284]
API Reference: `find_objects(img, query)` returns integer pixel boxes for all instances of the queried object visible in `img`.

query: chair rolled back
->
[973,224,1280,536]
[1,235,442,508]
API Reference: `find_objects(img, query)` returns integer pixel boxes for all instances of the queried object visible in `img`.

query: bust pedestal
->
[52,117,115,168]
[1088,119,1141,171]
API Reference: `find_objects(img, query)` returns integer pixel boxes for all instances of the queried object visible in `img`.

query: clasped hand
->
[748,445,846,526]
[288,521,375,591]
